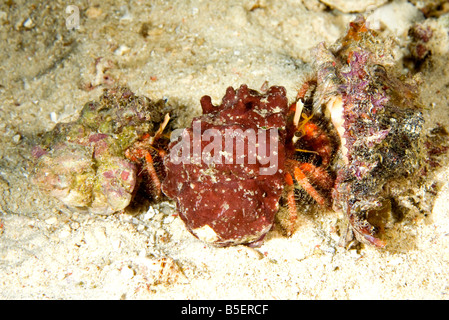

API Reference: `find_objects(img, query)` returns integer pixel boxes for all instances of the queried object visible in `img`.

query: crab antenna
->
[150,113,171,144]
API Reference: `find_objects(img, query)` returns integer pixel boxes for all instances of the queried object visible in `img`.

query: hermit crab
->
[161,17,432,248]
[33,86,172,214]
[311,17,426,247]
[33,18,442,249]
[161,84,337,246]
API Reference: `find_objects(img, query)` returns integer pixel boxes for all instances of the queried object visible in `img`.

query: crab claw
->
[361,233,386,248]
[348,210,386,248]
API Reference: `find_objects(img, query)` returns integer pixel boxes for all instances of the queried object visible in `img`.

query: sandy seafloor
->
[1,0,449,299]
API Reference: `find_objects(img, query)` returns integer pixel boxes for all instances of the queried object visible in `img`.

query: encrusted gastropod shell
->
[33,86,173,214]
[311,17,425,247]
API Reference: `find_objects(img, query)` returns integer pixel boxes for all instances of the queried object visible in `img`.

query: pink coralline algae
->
[162,85,290,246]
